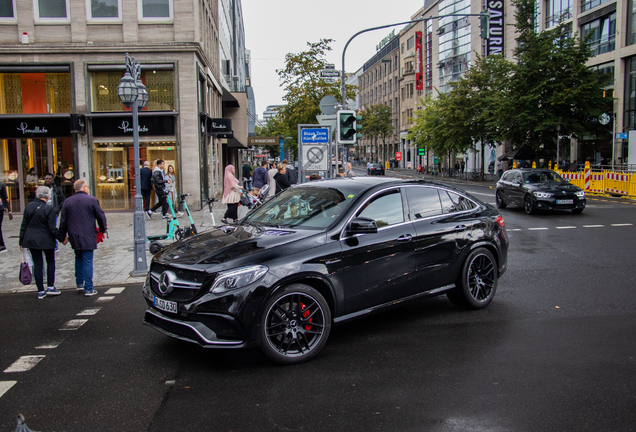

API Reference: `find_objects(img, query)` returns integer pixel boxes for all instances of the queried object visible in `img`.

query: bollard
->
[532,161,536,168]
[584,161,590,191]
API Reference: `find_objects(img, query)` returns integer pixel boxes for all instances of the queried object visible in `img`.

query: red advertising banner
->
[396,151,402,161]
[415,31,423,91]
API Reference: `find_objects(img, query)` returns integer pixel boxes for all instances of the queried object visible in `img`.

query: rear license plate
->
[153,295,177,313]
[556,199,573,205]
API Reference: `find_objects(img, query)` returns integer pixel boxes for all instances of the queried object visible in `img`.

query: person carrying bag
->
[221,165,243,224]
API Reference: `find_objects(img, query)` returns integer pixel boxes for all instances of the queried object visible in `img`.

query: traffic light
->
[337,110,362,144]
[480,10,490,39]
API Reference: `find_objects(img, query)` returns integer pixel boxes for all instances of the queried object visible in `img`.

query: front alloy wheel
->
[447,248,498,309]
[260,284,331,365]
[524,195,535,214]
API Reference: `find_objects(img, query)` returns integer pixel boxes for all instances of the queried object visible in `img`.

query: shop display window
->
[0,72,71,114]
[91,70,175,112]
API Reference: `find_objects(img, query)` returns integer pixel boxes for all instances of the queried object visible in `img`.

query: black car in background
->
[367,163,385,175]
[143,177,509,364]
[496,168,586,214]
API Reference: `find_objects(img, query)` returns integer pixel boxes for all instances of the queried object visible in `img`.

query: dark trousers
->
[224,203,238,220]
[30,248,55,292]
[141,189,152,212]
[150,188,168,216]
[0,210,4,247]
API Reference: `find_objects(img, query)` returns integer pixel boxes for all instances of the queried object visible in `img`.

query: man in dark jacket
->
[148,160,170,219]
[140,161,153,212]
[242,161,252,191]
[282,159,298,184]
[251,160,269,195]
[0,180,13,253]
[59,180,107,297]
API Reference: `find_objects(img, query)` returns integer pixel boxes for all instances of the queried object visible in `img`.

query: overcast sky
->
[243,0,426,120]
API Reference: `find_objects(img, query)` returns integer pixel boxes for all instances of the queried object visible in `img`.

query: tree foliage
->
[275,39,357,155]
[359,104,394,147]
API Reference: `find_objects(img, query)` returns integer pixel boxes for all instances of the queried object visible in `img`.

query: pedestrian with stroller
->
[19,186,66,299]
[59,180,107,297]
[252,160,269,196]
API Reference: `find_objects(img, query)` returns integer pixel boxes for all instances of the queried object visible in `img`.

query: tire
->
[572,208,583,214]
[447,248,498,309]
[173,229,184,242]
[524,195,535,214]
[495,191,507,209]
[259,284,331,365]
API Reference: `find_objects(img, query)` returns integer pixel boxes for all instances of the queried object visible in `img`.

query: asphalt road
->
[1,175,635,432]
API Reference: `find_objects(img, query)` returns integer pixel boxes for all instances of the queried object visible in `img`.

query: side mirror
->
[347,217,377,235]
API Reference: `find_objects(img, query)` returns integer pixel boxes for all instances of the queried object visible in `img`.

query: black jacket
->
[48,184,65,215]
[59,191,107,251]
[140,167,153,190]
[19,199,64,250]
[274,172,291,194]
[285,166,298,185]
[151,168,166,191]
[0,182,9,211]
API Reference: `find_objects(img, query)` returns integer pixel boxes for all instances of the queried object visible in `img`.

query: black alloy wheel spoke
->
[282,336,294,354]
[266,321,285,331]
[302,307,322,321]
[268,329,287,337]
[304,329,323,336]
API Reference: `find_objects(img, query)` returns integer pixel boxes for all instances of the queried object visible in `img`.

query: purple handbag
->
[19,256,32,285]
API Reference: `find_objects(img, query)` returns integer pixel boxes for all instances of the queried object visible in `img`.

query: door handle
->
[397,234,412,242]
[454,225,467,232]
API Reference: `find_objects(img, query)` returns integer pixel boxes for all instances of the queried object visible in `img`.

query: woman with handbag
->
[19,186,67,299]
[221,165,243,224]
[274,165,291,194]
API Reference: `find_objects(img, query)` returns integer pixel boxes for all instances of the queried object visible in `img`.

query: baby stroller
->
[240,184,270,211]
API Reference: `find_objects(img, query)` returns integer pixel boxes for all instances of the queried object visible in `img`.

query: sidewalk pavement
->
[0,170,495,296]
[0,203,243,295]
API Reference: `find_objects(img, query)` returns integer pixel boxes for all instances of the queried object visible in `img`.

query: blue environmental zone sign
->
[616,133,628,139]
[302,128,329,144]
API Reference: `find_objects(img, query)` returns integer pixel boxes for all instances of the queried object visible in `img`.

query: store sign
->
[415,31,423,91]
[92,115,175,137]
[486,0,505,55]
[0,115,72,138]
[207,117,232,134]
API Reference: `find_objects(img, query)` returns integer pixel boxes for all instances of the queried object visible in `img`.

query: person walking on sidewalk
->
[148,159,171,220]
[251,160,269,196]
[19,186,66,299]
[221,165,242,224]
[44,172,65,251]
[165,164,182,217]
[282,159,298,184]
[0,180,12,253]
[59,180,107,297]
[140,161,153,213]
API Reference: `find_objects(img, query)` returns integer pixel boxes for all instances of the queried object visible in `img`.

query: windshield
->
[243,185,359,229]
[523,171,565,184]
[371,164,382,168]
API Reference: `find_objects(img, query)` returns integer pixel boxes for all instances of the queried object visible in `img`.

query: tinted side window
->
[447,191,477,211]
[502,171,514,181]
[514,172,522,183]
[406,187,442,219]
[357,190,404,227]
[439,191,456,213]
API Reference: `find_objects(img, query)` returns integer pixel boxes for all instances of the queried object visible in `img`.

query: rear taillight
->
[495,215,505,229]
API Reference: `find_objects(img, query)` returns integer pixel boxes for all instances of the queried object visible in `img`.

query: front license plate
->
[153,295,177,314]
[556,199,573,205]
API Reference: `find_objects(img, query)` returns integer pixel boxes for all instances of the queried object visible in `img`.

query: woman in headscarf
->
[221,165,242,224]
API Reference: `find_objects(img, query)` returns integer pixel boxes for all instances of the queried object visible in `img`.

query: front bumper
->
[535,197,586,211]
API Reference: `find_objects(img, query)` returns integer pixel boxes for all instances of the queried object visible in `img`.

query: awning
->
[222,89,240,108]
[226,137,247,148]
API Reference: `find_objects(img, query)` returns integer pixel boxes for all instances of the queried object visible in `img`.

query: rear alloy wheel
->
[495,191,507,209]
[260,284,331,365]
[524,195,535,214]
[447,248,498,309]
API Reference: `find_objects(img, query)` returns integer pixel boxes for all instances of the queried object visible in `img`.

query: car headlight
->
[533,192,552,198]
[209,265,268,294]
[575,191,585,198]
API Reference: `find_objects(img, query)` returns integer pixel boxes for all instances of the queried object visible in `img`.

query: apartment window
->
[34,0,70,22]
[629,0,636,45]
[545,0,572,28]
[624,56,636,129]
[407,36,415,50]
[87,0,121,21]
[590,61,615,86]
[581,0,610,13]
[582,12,616,56]
[401,43,404,54]
[138,0,172,21]
[0,0,16,20]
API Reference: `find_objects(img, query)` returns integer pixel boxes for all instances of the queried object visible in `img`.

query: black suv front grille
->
[151,263,206,284]
[150,263,214,303]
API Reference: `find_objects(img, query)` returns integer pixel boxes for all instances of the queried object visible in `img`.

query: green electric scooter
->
[148,193,198,254]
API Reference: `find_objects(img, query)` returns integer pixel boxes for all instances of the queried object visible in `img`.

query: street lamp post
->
[118,53,149,277]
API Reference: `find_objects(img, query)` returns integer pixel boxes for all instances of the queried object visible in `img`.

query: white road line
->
[0,381,17,398]
[528,227,549,231]
[59,319,88,331]
[611,223,633,226]
[77,308,101,316]
[36,340,64,349]
[3,355,45,373]
[556,226,577,229]
[97,296,115,302]
[104,287,125,295]
[509,229,522,231]
[583,225,604,228]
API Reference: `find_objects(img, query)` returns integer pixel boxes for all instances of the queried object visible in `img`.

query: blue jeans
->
[74,250,94,292]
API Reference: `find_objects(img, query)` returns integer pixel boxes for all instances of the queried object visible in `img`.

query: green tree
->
[501,0,611,156]
[359,104,394,161]
[276,39,357,156]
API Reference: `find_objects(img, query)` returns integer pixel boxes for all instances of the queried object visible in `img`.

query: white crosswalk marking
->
[583,225,604,228]
[528,227,549,231]
[36,340,64,349]
[97,296,115,302]
[77,308,101,316]
[3,356,45,373]
[0,381,17,398]
[104,287,125,295]
[556,226,577,229]
[611,223,633,226]
[59,319,88,331]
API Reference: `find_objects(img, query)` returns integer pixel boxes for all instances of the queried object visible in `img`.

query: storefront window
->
[0,73,71,114]
[90,70,175,112]
[0,139,21,212]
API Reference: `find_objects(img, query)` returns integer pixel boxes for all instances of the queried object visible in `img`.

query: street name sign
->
[320,69,341,78]
[301,128,329,144]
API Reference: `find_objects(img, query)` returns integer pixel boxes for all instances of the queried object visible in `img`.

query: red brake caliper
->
[300,302,312,330]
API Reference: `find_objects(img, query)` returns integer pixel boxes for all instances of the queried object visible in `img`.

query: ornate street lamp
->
[118,53,148,277]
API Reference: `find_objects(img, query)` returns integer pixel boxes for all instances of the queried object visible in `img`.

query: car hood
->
[528,182,581,192]
[154,225,319,267]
